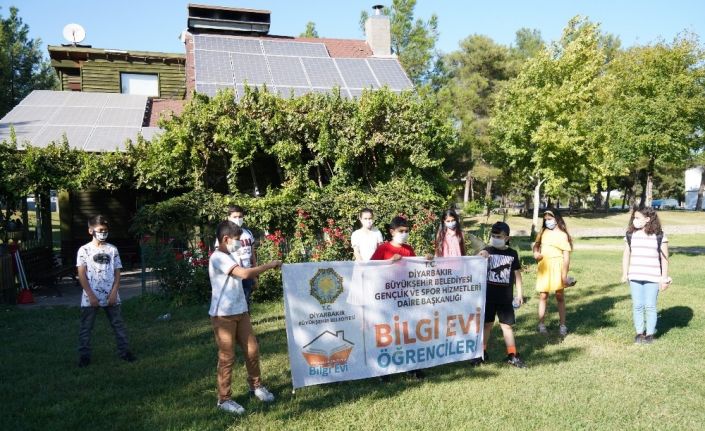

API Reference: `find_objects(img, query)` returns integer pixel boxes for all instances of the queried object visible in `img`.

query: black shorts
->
[484,302,515,325]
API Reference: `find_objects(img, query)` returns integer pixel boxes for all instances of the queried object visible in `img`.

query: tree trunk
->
[249,164,261,197]
[645,158,655,207]
[593,183,603,211]
[463,170,471,204]
[315,165,323,188]
[604,189,611,210]
[21,196,29,240]
[470,176,475,201]
[622,187,628,209]
[485,178,493,216]
[523,195,531,216]
[532,178,545,239]
[695,168,705,211]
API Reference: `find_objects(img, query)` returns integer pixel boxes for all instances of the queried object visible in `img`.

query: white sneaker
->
[559,325,568,337]
[251,386,275,402]
[217,399,245,415]
[537,323,548,334]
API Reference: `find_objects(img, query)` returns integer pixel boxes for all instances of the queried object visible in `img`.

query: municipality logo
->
[302,330,354,368]
[309,268,344,304]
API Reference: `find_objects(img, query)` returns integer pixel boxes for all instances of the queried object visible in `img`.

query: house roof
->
[0,90,160,152]
[148,99,186,127]
[48,45,185,63]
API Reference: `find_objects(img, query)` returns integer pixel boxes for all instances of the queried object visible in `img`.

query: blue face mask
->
[545,219,557,230]
[445,221,457,230]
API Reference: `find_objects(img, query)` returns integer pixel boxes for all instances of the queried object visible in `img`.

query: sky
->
[2,0,704,56]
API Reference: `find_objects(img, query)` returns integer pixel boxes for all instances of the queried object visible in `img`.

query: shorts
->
[484,302,515,325]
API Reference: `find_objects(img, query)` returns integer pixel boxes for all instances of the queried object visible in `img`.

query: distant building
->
[685,166,704,209]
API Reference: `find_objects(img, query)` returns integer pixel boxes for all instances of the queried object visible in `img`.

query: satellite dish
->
[62,23,86,44]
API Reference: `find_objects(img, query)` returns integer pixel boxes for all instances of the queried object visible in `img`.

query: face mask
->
[632,218,647,229]
[227,239,241,253]
[490,237,506,248]
[545,220,557,230]
[229,217,244,227]
[445,221,457,230]
[93,231,108,242]
[393,232,409,244]
[362,219,374,229]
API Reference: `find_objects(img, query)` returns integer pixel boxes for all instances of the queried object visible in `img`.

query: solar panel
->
[105,94,149,109]
[267,56,309,87]
[194,34,262,55]
[96,108,145,127]
[195,83,236,98]
[49,107,101,126]
[0,105,56,125]
[335,59,378,89]
[19,90,70,106]
[66,92,109,107]
[139,127,162,142]
[231,53,272,85]
[0,123,40,144]
[301,57,345,88]
[86,127,140,151]
[32,125,92,148]
[194,49,233,84]
[262,40,328,57]
[235,83,269,100]
[367,59,413,90]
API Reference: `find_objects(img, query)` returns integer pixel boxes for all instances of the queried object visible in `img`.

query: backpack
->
[626,231,666,273]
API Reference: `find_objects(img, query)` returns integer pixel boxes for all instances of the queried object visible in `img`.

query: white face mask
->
[632,218,647,229]
[545,219,557,230]
[490,237,506,248]
[229,217,244,227]
[393,232,409,244]
[445,221,457,230]
[361,219,374,229]
[227,239,241,253]
[93,231,109,242]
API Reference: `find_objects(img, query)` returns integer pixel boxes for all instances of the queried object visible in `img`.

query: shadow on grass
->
[669,246,705,256]
[564,284,630,335]
[656,306,694,339]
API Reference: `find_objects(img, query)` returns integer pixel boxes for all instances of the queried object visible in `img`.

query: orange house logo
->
[309,268,344,305]
[302,330,354,367]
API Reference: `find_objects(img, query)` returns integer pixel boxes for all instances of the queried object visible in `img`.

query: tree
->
[512,28,544,60]
[490,17,610,234]
[0,6,57,117]
[360,0,438,85]
[299,21,319,38]
[599,36,705,207]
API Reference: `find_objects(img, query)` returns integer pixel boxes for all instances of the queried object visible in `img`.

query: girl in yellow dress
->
[532,209,574,337]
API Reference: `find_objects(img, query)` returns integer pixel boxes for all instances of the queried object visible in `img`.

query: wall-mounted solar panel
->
[367,59,412,90]
[262,40,328,57]
[301,57,345,88]
[97,108,145,127]
[335,58,378,89]
[194,50,233,84]
[196,83,236,98]
[231,53,272,85]
[267,56,309,87]
[235,83,270,100]
[195,35,263,55]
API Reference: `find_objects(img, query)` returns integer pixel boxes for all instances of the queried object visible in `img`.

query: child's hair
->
[627,206,663,236]
[88,215,109,228]
[490,221,511,246]
[535,207,573,248]
[389,216,409,231]
[434,209,466,256]
[227,205,245,216]
[216,220,243,243]
[359,208,374,218]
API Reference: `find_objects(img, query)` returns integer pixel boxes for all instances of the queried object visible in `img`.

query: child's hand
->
[533,251,543,261]
[391,254,402,262]
[107,294,118,306]
[88,295,99,307]
[514,296,523,306]
[659,277,672,291]
[424,254,434,261]
[478,250,489,258]
[270,260,282,269]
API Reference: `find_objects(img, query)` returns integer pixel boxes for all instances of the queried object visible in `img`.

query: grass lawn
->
[1,235,703,430]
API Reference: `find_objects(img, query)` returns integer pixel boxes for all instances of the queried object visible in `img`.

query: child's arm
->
[514,270,523,305]
[353,246,363,261]
[532,242,542,261]
[231,260,282,279]
[108,269,121,306]
[561,250,571,286]
[659,242,670,291]
[621,243,631,283]
[77,266,99,307]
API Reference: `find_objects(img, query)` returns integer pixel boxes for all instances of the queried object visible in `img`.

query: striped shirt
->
[626,230,668,283]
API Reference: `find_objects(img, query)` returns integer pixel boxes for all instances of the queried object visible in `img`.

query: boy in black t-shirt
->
[473,221,526,368]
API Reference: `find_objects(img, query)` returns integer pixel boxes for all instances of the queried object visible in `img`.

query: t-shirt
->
[370,242,416,260]
[76,241,122,307]
[208,250,247,316]
[626,230,668,283]
[214,227,255,267]
[440,230,463,257]
[351,228,384,261]
[483,246,520,304]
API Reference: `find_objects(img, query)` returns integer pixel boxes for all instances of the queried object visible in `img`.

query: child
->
[621,206,671,344]
[209,220,281,415]
[533,208,573,337]
[351,208,384,262]
[370,216,424,380]
[434,209,466,257]
[76,215,135,367]
[227,205,257,310]
[474,222,525,368]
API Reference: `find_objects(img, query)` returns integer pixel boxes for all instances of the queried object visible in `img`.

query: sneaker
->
[78,356,90,368]
[250,386,275,402]
[217,399,245,415]
[506,353,526,368]
[537,323,548,334]
[642,334,654,344]
[120,351,137,362]
[634,334,645,344]
[469,351,487,367]
[407,369,425,380]
[559,325,568,337]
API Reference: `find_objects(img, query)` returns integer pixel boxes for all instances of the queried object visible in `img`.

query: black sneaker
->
[120,351,137,362]
[634,334,645,344]
[642,334,654,344]
[408,369,425,380]
[78,356,90,368]
[506,353,526,368]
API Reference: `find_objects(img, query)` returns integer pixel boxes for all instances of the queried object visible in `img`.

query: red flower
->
[174,252,184,261]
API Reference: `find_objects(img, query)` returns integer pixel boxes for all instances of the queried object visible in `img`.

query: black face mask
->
[93,253,111,264]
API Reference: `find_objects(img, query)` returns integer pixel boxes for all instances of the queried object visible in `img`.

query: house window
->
[120,73,159,96]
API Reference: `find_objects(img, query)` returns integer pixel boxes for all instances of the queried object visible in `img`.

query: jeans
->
[78,305,130,358]
[211,313,261,401]
[630,280,659,336]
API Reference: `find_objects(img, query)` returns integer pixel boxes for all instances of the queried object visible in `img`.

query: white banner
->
[282,256,487,389]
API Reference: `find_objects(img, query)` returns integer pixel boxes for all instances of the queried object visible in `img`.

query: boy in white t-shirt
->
[209,220,281,415]
[351,208,383,262]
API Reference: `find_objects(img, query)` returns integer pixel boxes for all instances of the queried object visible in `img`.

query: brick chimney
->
[364,5,391,57]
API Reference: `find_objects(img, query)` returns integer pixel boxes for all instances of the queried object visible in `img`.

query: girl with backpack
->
[622,206,671,344]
